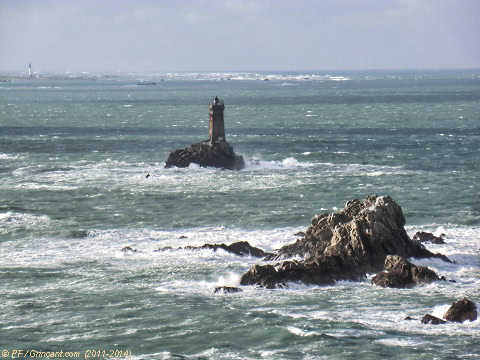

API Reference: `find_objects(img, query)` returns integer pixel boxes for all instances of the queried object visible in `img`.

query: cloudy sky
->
[0,0,479,72]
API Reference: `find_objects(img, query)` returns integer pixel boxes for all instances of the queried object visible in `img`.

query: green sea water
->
[1,70,479,359]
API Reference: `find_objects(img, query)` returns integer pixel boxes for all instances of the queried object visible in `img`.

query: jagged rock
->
[421,314,446,325]
[213,286,242,294]
[443,298,478,323]
[241,256,364,289]
[371,255,439,288]
[121,246,137,253]
[156,241,268,258]
[413,231,446,244]
[165,141,245,170]
[241,195,451,288]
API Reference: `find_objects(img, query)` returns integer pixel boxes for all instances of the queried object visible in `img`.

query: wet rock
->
[165,141,245,170]
[241,264,288,289]
[443,298,477,323]
[156,241,268,258]
[241,256,364,289]
[421,314,446,325]
[191,241,268,257]
[404,316,414,321]
[242,195,451,288]
[178,235,188,239]
[154,246,173,252]
[371,255,440,288]
[213,286,242,294]
[413,231,446,244]
[121,246,137,253]
[293,231,306,238]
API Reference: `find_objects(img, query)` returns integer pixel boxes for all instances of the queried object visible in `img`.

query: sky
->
[0,0,479,72]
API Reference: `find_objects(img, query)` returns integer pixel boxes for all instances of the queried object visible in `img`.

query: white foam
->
[0,153,22,160]
[0,211,52,236]
[131,71,350,82]
[375,338,422,347]
[242,156,315,170]
[287,326,320,337]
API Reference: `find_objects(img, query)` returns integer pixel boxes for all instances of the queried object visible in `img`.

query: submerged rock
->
[165,141,245,170]
[443,298,477,323]
[371,255,439,288]
[121,246,137,253]
[156,241,268,258]
[421,314,446,325]
[213,286,242,294]
[241,195,451,288]
[413,231,446,244]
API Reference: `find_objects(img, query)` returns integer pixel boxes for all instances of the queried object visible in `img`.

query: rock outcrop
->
[165,141,245,170]
[241,195,450,288]
[121,246,137,253]
[421,298,477,325]
[156,241,268,258]
[371,255,440,288]
[443,298,477,323]
[413,231,446,244]
[213,286,242,294]
[421,314,446,325]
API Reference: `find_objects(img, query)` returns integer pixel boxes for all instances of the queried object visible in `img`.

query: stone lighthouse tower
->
[208,96,226,143]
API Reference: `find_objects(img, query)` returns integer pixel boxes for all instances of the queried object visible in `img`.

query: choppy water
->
[1,70,479,359]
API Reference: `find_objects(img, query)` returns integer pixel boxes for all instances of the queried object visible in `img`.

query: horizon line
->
[1,67,480,74]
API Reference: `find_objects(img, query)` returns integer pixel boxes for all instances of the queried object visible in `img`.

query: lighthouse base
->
[165,141,245,170]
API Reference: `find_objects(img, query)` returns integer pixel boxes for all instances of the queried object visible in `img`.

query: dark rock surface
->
[421,314,446,325]
[156,241,268,258]
[413,231,446,244]
[165,141,245,170]
[121,246,137,253]
[241,195,451,288]
[189,241,268,257]
[443,298,478,323]
[293,231,306,237]
[371,255,440,288]
[213,286,243,294]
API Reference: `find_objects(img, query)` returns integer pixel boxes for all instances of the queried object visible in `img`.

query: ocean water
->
[0,70,479,359]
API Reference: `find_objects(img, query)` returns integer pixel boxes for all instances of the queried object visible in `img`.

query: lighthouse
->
[208,96,226,143]
[28,63,32,77]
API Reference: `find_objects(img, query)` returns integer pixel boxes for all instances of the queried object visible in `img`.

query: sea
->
[1,70,479,359]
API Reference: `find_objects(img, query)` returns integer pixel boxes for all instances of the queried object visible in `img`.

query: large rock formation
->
[371,255,440,288]
[443,298,477,323]
[241,195,450,288]
[165,141,245,170]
